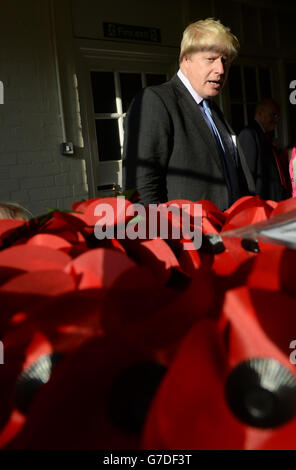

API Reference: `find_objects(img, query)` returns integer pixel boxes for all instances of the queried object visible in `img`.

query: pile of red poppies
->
[0,194,296,450]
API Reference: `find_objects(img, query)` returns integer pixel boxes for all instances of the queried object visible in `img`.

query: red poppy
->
[0,245,71,273]
[26,234,73,253]
[0,193,295,451]
[222,196,275,232]
[0,269,76,334]
[120,237,180,284]
[64,247,137,289]
[142,318,244,450]
[142,286,296,450]
[0,287,108,447]
[270,196,296,217]
[101,265,215,359]
[6,334,166,449]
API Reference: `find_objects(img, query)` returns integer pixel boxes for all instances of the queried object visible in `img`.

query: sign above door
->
[103,22,161,43]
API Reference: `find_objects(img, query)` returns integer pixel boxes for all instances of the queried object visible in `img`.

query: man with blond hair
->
[123,18,255,210]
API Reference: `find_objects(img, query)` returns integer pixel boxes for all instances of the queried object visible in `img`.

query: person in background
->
[238,98,288,202]
[280,136,296,197]
[123,18,255,211]
[0,202,32,220]
[287,139,296,197]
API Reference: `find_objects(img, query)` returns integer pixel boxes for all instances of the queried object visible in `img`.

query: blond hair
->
[179,18,240,64]
[0,202,32,220]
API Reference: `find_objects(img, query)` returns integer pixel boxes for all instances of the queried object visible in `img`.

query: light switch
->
[61,142,74,156]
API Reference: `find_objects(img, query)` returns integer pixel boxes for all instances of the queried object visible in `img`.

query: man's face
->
[258,104,280,133]
[181,50,231,99]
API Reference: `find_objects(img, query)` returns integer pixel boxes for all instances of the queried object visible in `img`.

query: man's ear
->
[181,55,190,72]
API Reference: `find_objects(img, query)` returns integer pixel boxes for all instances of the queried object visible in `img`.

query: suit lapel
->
[213,102,256,194]
[169,75,255,194]
[171,76,224,173]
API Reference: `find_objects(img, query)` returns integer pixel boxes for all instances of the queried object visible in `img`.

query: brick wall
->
[0,0,89,216]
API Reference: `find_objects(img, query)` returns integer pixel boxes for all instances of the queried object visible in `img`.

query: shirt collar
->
[177,69,203,105]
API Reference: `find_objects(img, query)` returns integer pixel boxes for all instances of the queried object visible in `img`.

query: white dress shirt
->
[177,69,203,105]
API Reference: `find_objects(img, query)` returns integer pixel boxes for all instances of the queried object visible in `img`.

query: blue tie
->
[200,99,242,203]
[201,99,226,158]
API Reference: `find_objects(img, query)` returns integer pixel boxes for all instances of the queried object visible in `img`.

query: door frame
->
[76,38,178,197]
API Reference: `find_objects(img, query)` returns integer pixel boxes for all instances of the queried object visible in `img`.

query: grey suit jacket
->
[123,74,255,211]
[238,120,287,202]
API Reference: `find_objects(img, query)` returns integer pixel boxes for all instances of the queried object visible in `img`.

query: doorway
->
[78,44,177,197]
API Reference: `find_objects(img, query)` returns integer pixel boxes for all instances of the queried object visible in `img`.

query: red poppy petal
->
[224,195,257,215]
[64,247,136,289]
[202,218,220,235]
[102,266,214,355]
[26,234,72,252]
[0,267,25,288]
[142,319,244,450]
[0,220,24,238]
[198,200,226,228]
[0,410,26,449]
[270,197,296,217]
[0,332,51,437]
[177,246,201,276]
[2,268,75,299]
[4,289,106,351]
[211,236,257,277]
[46,211,87,233]
[7,336,159,449]
[222,196,273,232]
[120,238,180,284]
[80,197,133,227]
[257,419,296,449]
[222,287,296,368]
[245,244,286,291]
[0,270,76,331]
[0,246,71,272]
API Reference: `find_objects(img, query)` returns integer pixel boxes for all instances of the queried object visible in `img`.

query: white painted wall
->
[0,0,89,216]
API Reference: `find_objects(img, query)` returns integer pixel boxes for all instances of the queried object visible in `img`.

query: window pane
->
[278,11,295,48]
[247,103,256,124]
[259,68,272,99]
[228,66,243,101]
[91,71,116,113]
[146,73,167,86]
[260,8,276,49]
[244,67,258,102]
[242,5,259,45]
[95,119,121,161]
[120,73,142,112]
[231,103,245,134]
